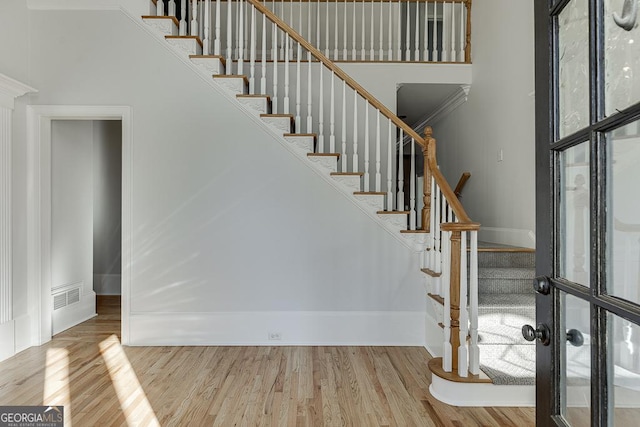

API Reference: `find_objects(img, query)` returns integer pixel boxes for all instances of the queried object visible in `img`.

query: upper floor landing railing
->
[265,0,472,63]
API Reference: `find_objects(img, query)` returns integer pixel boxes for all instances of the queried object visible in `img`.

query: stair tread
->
[377,210,409,215]
[165,35,203,47]
[143,15,180,27]
[354,191,386,196]
[261,114,293,118]
[478,293,535,308]
[308,153,339,157]
[284,133,316,138]
[428,358,493,384]
[421,268,441,277]
[427,293,444,305]
[400,229,429,234]
[189,54,226,66]
[478,267,535,279]
[237,94,271,100]
[330,172,363,176]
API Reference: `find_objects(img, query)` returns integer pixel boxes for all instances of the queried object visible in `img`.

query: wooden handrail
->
[423,127,473,224]
[453,172,471,198]
[464,0,472,63]
[245,0,426,146]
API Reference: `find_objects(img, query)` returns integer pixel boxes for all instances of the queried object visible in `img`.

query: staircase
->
[141,0,534,406]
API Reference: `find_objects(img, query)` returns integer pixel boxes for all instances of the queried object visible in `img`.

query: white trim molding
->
[0,74,36,362]
[26,105,132,347]
[128,311,427,346]
[0,73,37,109]
[27,0,152,17]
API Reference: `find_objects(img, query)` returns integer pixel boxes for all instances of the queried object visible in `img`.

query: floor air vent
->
[52,284,82,311]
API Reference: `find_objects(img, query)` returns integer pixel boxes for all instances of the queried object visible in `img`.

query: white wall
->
[93,120,122,295]
[51,120,97,334]
[7,8,429,346]
[433,0,536,247]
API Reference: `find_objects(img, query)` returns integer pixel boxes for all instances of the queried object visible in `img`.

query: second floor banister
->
[156,0,471,63]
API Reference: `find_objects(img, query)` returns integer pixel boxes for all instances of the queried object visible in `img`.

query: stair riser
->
[143,18,178,36]
[238,98,271,115]
[307,156,338,173]
[284,136,314,154]
[478,278,534,294]
[476,252,535,269]
[166,38,202,56]
[331,175,362,192]
[214,78,248,95]
[191,58,225,76]
[353,195,385,213]
[261,117,293,133]
[377,213,408,230]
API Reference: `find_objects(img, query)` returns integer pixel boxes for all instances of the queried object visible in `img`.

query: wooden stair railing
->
[453,171,471,198]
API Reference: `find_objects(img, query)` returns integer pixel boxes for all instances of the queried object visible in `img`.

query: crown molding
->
[0,73,37,110]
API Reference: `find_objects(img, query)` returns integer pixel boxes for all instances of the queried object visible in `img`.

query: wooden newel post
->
[448,229,462,372]
[422,127,435,232]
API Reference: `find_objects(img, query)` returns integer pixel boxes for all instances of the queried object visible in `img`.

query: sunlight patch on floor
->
[99,335,160,426]
[43,347,72,427]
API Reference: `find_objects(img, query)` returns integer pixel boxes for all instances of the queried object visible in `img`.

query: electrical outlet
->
[268,332,282,341]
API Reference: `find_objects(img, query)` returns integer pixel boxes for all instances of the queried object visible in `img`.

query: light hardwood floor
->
[0,296,535,426]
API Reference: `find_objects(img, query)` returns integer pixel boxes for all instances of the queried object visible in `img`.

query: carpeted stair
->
[475,245,537,385]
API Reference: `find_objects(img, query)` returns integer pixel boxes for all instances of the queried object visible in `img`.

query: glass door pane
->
[560,142,591,286]
[609,118,640,305]
[558,0,590,138]
[562,293,592,426]
[604,0,640,116]
[608,312,640,425]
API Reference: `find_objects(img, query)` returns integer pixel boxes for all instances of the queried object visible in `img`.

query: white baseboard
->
[14,314,33,353]
[52,291,97,335]
[94,274,121,295]
[478,227,535,249]
[0,320,15,362]
[129,311,426,346]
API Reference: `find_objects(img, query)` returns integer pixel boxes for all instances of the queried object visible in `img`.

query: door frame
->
[26,105,132,346]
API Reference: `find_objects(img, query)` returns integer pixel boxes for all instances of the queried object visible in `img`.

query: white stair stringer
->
[330,173,363,193]
[142,16,178,36]
[165,36,202,56]
[306,153,339,173]
[190,56,226,76]
[283,134,315,154]
[237,95,271,115]
[129,9,422,252]
[353,193,386,213]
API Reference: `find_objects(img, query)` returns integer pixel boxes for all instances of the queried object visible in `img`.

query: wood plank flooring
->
[0,296,535,426]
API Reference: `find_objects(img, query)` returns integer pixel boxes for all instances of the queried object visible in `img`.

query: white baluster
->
[295,41,301,126]
[397,130,404,209]
[469,230,480,375]
[249,4,256,94]
[364,105,370,191]
[379,0,384,59]
[343,0,348,59]
[319,63,325,152]
[261,14,266,93]
[238,0,244,74]
[361,0,366,59]
[409,138,416,229]
[352,1,357,59]
[307,0,312,60]
[169,0,176,17]
[375,111,381,191]
[325,0,330,56]
[434,185,441,276]
[279,2,285,58]
[414,2,420,60]
[191,0,198,36]
[353,91,359,171]
[369,0,375,59]
[334,0,339,59]
[450,1,456,61]
[180,0,187,35]
[284,33,290,114]
[226,0,232,72]
[396,0,402,60]
[441,1,447,61]
[307,56,312,133]
[157,0,165,17]
[214,0,221,55]
[199,0,204,40]
[442,230,452,372]
[424,0,429,61]
[329,71,336,153]
[341,81,347,171]
[433,0,439,61]
[203,0,211,55]
[459,2,465,62]
[317,1,322,55]
[458,231,469,376]
[405,0,411,60]
[429,178,437,277]
[386,119,393,211]
[272,23,278,112]
[388,0,393,60]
